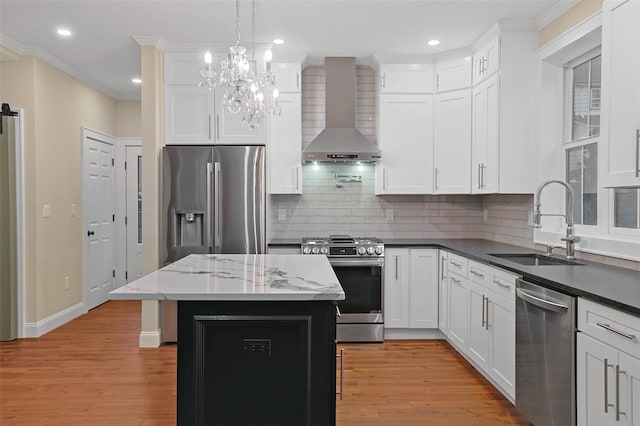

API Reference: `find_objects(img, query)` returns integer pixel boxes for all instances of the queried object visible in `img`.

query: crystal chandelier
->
[199,0,281,129]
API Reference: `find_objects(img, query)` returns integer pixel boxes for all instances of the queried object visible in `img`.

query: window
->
[565,52,601,226]
[613,188,640,230]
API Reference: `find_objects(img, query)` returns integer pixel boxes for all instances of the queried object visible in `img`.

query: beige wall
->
[0,48,117,322]
[539,0,603,46]
[115,100,141,138]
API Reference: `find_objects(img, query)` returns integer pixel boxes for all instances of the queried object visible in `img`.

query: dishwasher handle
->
[516,288,569,313]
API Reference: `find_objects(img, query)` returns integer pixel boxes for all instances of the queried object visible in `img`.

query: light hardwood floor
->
[0,301,529,425]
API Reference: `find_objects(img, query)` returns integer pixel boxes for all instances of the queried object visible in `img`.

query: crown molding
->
[0,33,123,100]
[132,35,167,51]
[536,0,581,30]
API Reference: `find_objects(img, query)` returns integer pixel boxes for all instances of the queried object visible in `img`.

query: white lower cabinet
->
[447,272,470,351]
[577,298,640,426]
[467,280,490,369]
[384,248,438,330]
[488,291,515,397]
[438,251,449,334]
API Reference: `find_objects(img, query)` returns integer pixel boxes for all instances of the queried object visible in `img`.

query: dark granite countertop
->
[269,238,640,316]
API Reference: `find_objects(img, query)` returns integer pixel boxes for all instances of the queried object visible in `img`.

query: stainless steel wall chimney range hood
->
[302,57,381,163]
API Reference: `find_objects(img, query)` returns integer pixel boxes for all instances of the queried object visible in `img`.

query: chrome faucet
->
[533,179,580,260]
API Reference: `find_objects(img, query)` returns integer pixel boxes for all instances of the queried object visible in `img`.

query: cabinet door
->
[471,74,499,194]
[577,333,618,426]
[376,94,434,194]
[213,91,266,144]
[620,351,640,426]
[408,249,438,329]
[467,281,490,370]
[165,86,215,145]
[488,291,515,399]
[273,63,301,93]
[269,94,302,194]
[473,36,500,86]
[447,273,469,352]
[438,251,449,334]
[434,90,471,194]
[379,64,434,94]
[601,0,640,187]
[165,53,206,85]
[384,249,410,328]
[435,57,472,92]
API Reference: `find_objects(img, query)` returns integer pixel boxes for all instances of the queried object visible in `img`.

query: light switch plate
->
[385,209,394,222]
[277,209,286,222]
[71,203,76,217]
[42,204,51,218]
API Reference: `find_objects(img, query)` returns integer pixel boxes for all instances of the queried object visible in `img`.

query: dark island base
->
[177,300,337,426]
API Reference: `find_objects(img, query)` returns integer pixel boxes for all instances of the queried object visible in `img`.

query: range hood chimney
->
[302,57,381,163]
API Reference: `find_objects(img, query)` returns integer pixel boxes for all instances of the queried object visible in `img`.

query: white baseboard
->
[139,329,162,348]
[384,328,446,340]
[23,302,85,338]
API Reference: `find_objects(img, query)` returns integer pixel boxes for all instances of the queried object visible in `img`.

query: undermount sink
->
[489,253,585,266]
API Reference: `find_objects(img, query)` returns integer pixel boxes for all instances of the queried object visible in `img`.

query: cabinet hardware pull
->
[596,322,636,340]
[395,256,399,280]
[335,306,341,318]
[208,114,212,140]
[492,279,511,290]
[450,260,462,267]
[382,73,386,89]
[477,164,481,189]
[436,74,440,91]
[636,129,639,178]
[481,164,486,189]
[470,268,485,277]
[296,72,300,91]
[435,168,439,190]
[441,256,446,281]
[336,348,345,400]
[616,364,625,421]
[383,168,387,191]
[216,114,220,140]
[604,359,614,413]
[296,165,300,190]
[485,297,490,330]
[206,163,213,249]
[481,295,486,327]
[450,276,461,284]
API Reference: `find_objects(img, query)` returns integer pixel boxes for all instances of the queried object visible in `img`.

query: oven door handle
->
[329,259,384,267]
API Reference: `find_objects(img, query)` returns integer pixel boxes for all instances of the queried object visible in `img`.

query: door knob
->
[87,230,95,237]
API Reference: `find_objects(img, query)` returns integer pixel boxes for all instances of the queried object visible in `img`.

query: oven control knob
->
[367,247,375,255]
[303,247,311,255]
[375,246,384,255]
[312,247,320,254]
[357,247,367,255]
[320,247,329,255]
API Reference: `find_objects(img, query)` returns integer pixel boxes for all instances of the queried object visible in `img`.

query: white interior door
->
[126,146,143,282]
[82,128,115,310]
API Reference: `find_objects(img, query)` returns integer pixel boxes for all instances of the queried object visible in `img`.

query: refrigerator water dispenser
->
[175,211,204,247]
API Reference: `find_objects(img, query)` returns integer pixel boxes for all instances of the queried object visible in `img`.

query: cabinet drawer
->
[578,298,640,356]
[447,253,468,277]
[489,269,517,301]
[467,260,491,286]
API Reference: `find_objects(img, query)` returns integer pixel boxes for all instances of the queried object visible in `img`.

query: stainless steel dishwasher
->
[515,278,576,426]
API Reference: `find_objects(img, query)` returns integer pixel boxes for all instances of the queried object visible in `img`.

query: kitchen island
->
[110,254,344,426]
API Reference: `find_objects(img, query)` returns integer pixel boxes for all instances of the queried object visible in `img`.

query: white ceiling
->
[0,0,568,100]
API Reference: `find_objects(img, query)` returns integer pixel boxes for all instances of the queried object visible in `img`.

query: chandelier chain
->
[235,0,241,45]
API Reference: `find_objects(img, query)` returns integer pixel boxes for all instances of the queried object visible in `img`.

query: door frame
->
[115,138,141,286]
[81,127,116,310]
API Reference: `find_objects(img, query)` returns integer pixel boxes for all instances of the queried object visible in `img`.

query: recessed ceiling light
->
[57,28,72,37]
[273,39,284,45]
[131,78,142,84]
[427,40,440,46]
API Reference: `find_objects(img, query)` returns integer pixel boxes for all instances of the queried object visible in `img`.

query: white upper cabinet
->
[272,62,302,93]
[376,94,434,194]
[601,0,640,187]
[434,89,472,194]
[435,57,472,92]
[472,36,500,86]
[269,93,302,194]
[164,52,266,145]
[379,64,434,94]
[471,73,499,194]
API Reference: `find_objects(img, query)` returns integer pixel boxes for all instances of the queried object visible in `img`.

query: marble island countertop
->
[110,254,345,301]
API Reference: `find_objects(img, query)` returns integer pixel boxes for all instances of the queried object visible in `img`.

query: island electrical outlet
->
[243,338,271,355]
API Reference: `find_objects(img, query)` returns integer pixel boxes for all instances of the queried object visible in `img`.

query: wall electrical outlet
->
[386,209,394,222]
[42,204,51,218]
[64,276,70,291]
[71,203,77,217]
[277,209,286,222]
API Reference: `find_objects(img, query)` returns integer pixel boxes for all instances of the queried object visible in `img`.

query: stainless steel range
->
[302,235,384,342]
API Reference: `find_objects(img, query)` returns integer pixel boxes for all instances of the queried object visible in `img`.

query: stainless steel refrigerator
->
[160,145,266,342]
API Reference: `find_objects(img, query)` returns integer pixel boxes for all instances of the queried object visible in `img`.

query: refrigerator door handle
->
[214,162,221,251]
[206,162,213,250]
